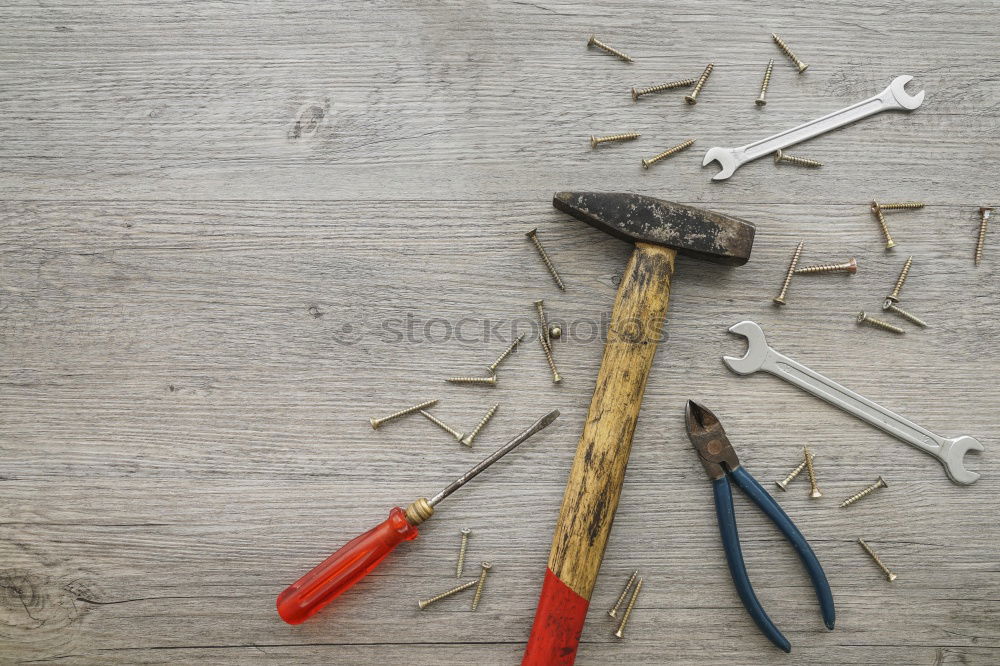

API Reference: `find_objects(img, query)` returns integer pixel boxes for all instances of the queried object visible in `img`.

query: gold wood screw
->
[857,311,905,335]
[804,445,822,498]
[886,255,913,303]
[632,78,695,102]
[841,476,888,507]
[526,228,566,291]
[870,203,896,250]
[590,132,640,148]
[882,300,929,328]
[771,33,808,73]
[795,257,857,274]
[370,399,439,429]
[534,300,562,383]
[684,64,714,104]
[587,34,633,63]
[487,334,524,374]
[773,240,804,305]
[455,528,472,578]
[976,207,993,266]
[774,149,822,168]
[613,577,643,638]
[608,569,639,617]
[419,410,465,442]
[755,59,774,106]
[417,579,477,609]
[879,202,925,210]
[445,375,498,386]
[641,139,695,169]
[775,451,813,491]
[460,403,499,447]
[858,538,898,581]
[471,561,492,610]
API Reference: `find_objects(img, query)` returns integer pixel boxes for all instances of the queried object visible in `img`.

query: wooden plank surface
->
[1,1,997,664]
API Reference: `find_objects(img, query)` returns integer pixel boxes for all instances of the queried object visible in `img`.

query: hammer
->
[522,192,755,665]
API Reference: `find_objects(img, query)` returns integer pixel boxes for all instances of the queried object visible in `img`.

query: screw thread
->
[608,570,639,617]
[771,33,808,72]
[878,202,925,210]
[641,139,696,169]
[888,256,913,301]
[773,240,804,304]
[633,78,696,101]
[461,403,499,447]
[417,579,478,609]
[613,577,643,638]
[591,132,640,147]
[975,209,991,266]
[755,59,774,105]
[456,530,471,578]
[841,477,887,507]
[795,258,856,274]
[775,150,823,167]
[884,302,929,328]
[858,539,897,581]
[487,334,523,374]
[684,64,714,103]
[526,229,566,291]
[445,375,497,385]
[870,203,896,249]
[803,445,822,498]
[775,454,811,490]
[419,410,464,440]
[471,563,491,610]
[588,35,632,62]
[370,399,439,429]
[857,312,905,334]
[534,300,551,346]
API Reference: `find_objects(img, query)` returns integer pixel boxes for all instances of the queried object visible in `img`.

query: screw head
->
[887,572,898,581]
[846,257,858,273]
[481,561,492,570]
[641,159,651,169]
[369,418,381,429]
[797,63,809,73]
[772,296,786,305]
[755,98,767,107]
[857,311,868,323]
[876,476,888,488]
[587,34,597,47]
[774,149,784,163]
[885,240,896,249]
[589,136,598,149]
[461,528,471,535]
[684,95,697,105]
[525,228,538,239]
[981,206,994,219]
[630,88,639,103]
[882,298,895,310]
[810,488,823,498]
[549,325,562,339]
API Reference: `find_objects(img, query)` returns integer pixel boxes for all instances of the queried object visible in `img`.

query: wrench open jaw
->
[724,321,983,485]
[703,75,926,181]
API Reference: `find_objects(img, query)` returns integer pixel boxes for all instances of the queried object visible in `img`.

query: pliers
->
[684,400,835,652]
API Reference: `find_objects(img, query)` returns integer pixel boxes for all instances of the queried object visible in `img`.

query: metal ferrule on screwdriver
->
[275,410,559,624]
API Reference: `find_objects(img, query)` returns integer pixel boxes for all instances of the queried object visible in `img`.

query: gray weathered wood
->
[1,1,997,664]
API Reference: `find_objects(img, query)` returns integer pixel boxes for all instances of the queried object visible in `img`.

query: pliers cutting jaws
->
[685,400,835,652]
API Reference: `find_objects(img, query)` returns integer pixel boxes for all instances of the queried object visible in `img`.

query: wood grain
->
[548,242,675,597]
[1,0,998,664]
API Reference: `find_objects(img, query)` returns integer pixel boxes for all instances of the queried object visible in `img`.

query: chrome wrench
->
[723,321,982,485]
[703,75,926,180]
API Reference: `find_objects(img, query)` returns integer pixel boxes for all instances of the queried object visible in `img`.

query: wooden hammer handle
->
[523,242,676,665]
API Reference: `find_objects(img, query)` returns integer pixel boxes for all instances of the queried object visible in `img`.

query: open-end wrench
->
[703,76,926,181]
[723,321,982,485]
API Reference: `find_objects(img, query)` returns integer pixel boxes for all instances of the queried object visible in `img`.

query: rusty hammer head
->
[553,192,755,266]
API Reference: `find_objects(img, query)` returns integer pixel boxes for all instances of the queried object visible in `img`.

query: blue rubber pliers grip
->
[687,400,835,653]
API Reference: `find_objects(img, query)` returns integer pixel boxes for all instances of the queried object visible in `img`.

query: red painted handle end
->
[522,568,590,666]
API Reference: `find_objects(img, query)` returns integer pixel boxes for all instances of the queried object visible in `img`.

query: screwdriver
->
[276,409,560,624]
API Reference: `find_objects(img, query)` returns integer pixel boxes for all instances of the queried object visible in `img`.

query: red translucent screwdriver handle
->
[276,506,418,624]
